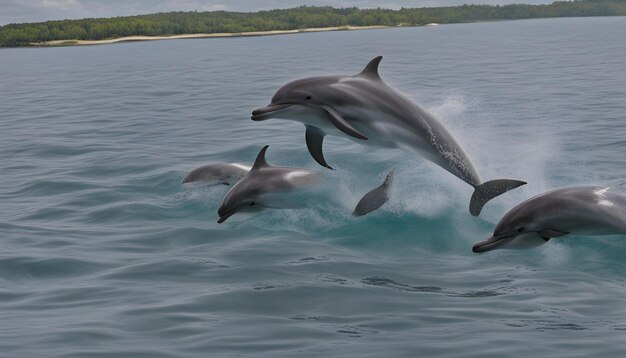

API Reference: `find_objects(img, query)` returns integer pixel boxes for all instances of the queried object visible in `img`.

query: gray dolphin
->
[217,145,322,223]
[182,163,251,185]
[353,170,394,216]
[472,186,626,253]
[251,56,525,216]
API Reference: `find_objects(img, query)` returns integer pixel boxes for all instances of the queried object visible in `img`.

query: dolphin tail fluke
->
[470,179,527,216]
[353,169,394,217]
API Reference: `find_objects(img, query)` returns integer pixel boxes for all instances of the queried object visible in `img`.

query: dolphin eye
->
[249,202,255,206]
[517,227,524,233]
[305,95,312,100]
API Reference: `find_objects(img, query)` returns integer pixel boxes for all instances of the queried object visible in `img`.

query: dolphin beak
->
[472,236,507,253]
[217,207,239,223]
[251,103,293,121]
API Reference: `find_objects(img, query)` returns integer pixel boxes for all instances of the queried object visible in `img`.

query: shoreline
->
[30,25,391,47]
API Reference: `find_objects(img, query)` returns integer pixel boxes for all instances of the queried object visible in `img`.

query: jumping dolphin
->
[353,170,394,216]
[472,186,626,253]
[182,163,251,185]
[217,146,322,223]
[251,56,526,216]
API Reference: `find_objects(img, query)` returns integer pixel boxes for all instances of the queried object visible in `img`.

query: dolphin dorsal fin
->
[357,56,383,80]
[251,145,270,171]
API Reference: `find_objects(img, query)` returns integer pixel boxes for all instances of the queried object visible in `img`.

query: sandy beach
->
[32,25,389,47]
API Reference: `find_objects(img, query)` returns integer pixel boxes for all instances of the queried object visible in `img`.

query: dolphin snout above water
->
[251,103,294,120]
[472,232,551,253]
[472,236,502,253]
[252,55,525,216]
[217,205,243,223]
[473,186,626,253]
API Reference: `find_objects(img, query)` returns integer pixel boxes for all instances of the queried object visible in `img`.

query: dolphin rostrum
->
[472,186,626,253]
[251,56,525,216]
[353,170,394,217]
[182,163,251,185]
[217,145,322,223]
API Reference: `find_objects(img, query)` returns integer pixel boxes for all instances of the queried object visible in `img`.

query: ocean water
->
[2,16,626,357]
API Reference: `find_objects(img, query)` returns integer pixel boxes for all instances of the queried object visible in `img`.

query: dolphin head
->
[251,76,341,124]
[251,57,382,169]
[217,146,273,223]
[217,179,259,223]
[472,204,549,253]
[251,56,384,130]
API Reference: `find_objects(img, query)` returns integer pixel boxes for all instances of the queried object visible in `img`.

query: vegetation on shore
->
[1,0,625,47]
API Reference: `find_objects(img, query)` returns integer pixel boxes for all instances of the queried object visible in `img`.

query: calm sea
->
[2,16,626,357]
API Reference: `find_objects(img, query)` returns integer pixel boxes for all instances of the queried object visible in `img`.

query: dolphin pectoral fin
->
[305,126,333,170]
[538,229,569,238]
[469,179,527,216]
[320,105,368,140]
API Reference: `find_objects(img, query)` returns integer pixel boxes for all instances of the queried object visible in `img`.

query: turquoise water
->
[2,16,626,357]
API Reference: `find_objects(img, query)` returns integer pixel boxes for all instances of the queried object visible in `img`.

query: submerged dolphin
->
[182,163,251,185]
[217,146,322,223]
[472,186,626,253]
[353,170,394,217]
[251,56,525,216]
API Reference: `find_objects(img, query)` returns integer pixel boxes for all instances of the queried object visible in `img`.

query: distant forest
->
[1,0,625,47]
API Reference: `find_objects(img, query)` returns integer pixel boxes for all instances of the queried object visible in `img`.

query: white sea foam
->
[423,93,563,221]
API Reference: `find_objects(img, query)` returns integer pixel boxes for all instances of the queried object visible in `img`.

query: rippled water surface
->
[2,17,626,357]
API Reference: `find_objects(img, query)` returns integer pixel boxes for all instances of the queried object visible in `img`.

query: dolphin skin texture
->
[217,146,322,223]
[473,186,626,253]
[251,56,525,216]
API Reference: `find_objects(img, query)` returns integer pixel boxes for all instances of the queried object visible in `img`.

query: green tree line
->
[1,0,625,47]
